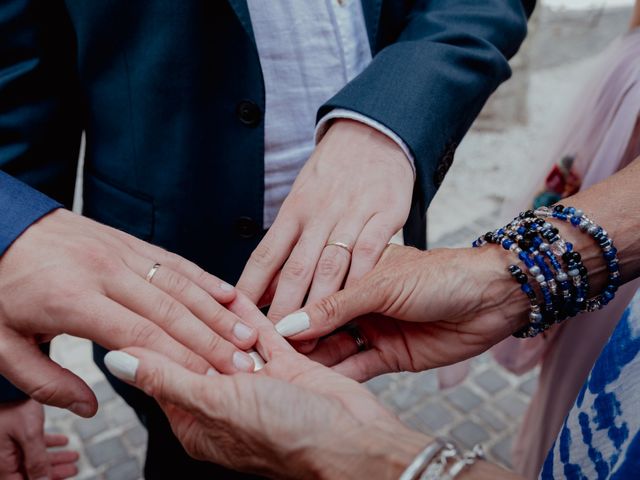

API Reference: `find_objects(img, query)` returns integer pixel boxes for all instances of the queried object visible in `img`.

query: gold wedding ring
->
[145,263,161,283]
[326,240,353,253]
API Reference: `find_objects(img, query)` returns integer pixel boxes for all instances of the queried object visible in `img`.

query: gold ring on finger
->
[145,263,161,283]
[326,241,353,254]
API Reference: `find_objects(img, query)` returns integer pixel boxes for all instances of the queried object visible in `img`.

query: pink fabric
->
[438,29,640,478]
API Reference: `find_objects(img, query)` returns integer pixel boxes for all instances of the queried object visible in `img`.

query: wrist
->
[304,419,430,480]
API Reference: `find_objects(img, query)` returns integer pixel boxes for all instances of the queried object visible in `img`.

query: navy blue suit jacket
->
[0,0,534,401]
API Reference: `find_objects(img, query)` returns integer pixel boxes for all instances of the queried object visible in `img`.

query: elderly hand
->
[103,293,429,479]
[272,244,530,381]
[0,399,78,480]
[0,209,258,418]
[237,120,414,336]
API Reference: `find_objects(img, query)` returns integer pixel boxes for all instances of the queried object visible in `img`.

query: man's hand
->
[0,209,258,417]
[238,119,414,334]
[0,399,78,480]
[273,244,530,381]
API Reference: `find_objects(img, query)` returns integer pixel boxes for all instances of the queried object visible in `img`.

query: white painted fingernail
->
[247,349,266,372]
[233,322,254,341]
[233,351,255,372]
[104,351,139,382]
[219,282,235,292]
[275,312,310,337]
[206,368,218,377]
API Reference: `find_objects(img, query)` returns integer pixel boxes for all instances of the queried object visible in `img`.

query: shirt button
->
[236,100,262,127]
[235,216,260,239]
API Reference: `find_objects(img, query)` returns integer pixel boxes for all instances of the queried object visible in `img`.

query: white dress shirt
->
[246,0,414,228]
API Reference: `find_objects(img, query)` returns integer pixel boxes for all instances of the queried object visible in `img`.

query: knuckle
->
[79,246,122,276]
[249,242,277,269]
[315,296,341,326]
[204,333,223,353]
[316,252,342,278]
[28,377,61,406]
[156,296,186,325]
[130,321,161,347]
[43,286,88,318]
[141,366,165,398]
[354,240,380,259]
[165,271,192,298]
[282,258,308,281]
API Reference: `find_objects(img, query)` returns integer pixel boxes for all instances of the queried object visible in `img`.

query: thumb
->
[17,415,50,480]
[273,283,376,341]
[0,333,97,417]
[104,347,227,414]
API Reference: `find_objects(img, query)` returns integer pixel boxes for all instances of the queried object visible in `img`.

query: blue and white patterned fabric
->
[541,289,640,479]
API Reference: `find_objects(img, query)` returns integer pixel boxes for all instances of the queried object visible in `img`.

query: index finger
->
[226,292,295,361]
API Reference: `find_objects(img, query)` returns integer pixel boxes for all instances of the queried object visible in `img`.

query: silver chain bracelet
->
[399,439,485,480]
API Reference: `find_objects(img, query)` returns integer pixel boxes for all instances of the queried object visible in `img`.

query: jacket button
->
[236,100,262,127]
[235,216,260,239]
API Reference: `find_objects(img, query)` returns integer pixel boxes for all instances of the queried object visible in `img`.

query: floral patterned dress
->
[540,290,640,479]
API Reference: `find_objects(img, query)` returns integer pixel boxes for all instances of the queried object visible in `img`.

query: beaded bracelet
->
[534,205,620,311]
[473,205,620,338]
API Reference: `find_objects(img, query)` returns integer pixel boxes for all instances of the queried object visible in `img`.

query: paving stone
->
[85,437,128,467]
[491,434,515,468]
[366,374,394,395]
[388,383,427,413]
[474,369,510,395]
[475,406,508,432]
[495,394,529,420]
[445,386,483,413]
[520,376,538,397]
[92,380,117,403]
[449,420,490,450]
[124,426,148,448]
[44,405,68,421]
[74,415,109,441]
[404,402,455,434]
[408,370,439,395]
[107,403,139,427]
[105,458,141,480]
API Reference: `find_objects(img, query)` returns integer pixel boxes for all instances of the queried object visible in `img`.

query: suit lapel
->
[360,0,383,52]
[227,0,256,43]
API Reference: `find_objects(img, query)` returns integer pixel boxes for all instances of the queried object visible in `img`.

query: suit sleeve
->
[319,0,534,215]
[0,0,82,401]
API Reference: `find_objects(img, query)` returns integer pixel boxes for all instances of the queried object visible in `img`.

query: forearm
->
[313,420,522,480]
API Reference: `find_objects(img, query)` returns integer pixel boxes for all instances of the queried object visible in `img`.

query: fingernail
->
[219,282,235,292]
[69,401,93,418]
[233,322,254,341]
[247,349,266,372]
[233,351,255,372]
[206,368,218,377]
[104,351,139,382]
[275,312,310,337]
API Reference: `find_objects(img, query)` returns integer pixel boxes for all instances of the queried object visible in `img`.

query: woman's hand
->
[104,294,429,479]
[237,120,414,329]
[273,244,530,381]
[0,399,78,480]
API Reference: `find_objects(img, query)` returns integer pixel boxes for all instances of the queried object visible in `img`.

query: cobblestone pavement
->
[43,2,631,479]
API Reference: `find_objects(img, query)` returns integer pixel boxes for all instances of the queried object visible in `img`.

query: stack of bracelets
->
[472,205,620,338]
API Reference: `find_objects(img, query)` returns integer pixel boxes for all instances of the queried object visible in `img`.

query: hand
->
[0,399,78,480]
[0,209,258,417]
[104,294,430,479]
[273,244,530,381]
[238,119,414,332]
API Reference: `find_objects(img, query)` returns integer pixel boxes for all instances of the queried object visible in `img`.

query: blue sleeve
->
[0,0,81,402]
[319,0,533,213]
[0,171,61,257]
